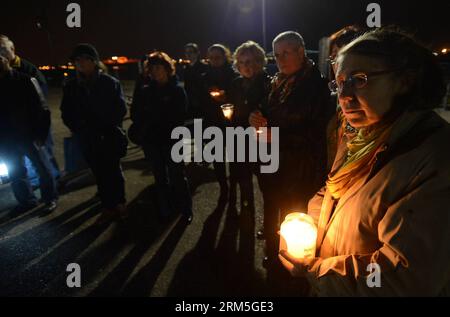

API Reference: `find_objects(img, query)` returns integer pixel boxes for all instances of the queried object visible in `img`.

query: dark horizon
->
[2,0,449,65]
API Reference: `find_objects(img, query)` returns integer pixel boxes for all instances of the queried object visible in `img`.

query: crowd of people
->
[1,25,449,296]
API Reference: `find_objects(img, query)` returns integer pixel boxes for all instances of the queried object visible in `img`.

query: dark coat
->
[131,76,188,146]
[0,70,50,145]
[200,64,239,126]
[183,60,208,117]
[13,57,48,96]
[266,61,335,209]
[60,72,127,156]
[228,72,272,127]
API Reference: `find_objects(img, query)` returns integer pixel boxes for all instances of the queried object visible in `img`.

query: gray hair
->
[0,35,14,49]
[272,31,305,53]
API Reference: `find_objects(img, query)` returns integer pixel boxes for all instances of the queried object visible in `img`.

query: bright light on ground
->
[0,163,9,177]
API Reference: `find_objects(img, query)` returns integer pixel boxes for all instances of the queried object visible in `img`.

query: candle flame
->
[280,213,317,259]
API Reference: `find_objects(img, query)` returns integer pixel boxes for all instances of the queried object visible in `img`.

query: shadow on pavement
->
[166,201,266,297]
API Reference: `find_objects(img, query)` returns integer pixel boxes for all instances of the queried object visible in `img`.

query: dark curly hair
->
[147,51,176,77]
[338,26,445,110]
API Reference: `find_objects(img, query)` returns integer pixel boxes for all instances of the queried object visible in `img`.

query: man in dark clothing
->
[0,34,61,179]
[249,32,334,281]
[0,54,58,213]
[60,44,128,224]
[183,43,208,119]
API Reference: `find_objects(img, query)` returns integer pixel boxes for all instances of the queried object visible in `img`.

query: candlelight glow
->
[210,90,224,98]
[221,104,235,120]
[280,212,317,260]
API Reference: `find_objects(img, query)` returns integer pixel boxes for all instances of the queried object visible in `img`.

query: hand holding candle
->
[279,212,317,260]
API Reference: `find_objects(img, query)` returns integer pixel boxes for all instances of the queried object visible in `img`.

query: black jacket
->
[267,61,335,203]
[183,61,208,117]
[13,57,48,96]
[60,72,127,155]
[228,72,272,127]
[0,70,50,144]
[200,64,239,126]
[131,76,188,146]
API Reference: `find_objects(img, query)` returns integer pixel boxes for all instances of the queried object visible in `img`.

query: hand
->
[278,250,317,277]
[249,111,267,129]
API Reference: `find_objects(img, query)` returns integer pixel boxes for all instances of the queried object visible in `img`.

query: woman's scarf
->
[326,120,392,200]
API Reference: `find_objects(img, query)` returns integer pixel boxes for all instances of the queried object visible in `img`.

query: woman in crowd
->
[228,41,271,212]
[131,51,193,223]
[326,25,364,171]
[279,27,450,296]
[200,44,238,204]
[61,43,128,224]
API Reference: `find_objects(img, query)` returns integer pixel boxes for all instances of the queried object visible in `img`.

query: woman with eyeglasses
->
[326,26,365,172]
[279,27,450,296]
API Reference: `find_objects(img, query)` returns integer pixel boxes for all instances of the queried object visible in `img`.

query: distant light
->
[442,48,448,54]
[433,52,438,56]
[0,163,8,177]
[117,57,128,64]
[63,72,68,77]
[112,56,118,61]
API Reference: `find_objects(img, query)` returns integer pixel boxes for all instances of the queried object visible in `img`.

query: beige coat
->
[305,110,450,296]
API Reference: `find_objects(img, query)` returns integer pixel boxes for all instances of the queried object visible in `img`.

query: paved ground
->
[0,81,289,297]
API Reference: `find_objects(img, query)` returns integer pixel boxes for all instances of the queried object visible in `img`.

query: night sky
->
[2,0,449,65]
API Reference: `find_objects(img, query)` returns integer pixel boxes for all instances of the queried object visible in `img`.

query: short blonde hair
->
[233,41,267,71]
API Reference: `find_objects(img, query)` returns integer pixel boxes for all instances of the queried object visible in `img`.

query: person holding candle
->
[279,27,450,296]
[248,31,334,280]
[227,41,272,213]
[200,44,239,205]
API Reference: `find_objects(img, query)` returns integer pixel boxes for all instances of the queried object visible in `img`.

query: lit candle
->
[280,212,317,260]
[221,104,235,120]
[210,90,225,98]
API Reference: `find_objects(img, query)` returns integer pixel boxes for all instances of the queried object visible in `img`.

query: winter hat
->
[70,43,100,61]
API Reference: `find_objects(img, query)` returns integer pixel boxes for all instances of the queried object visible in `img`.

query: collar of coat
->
[11,55,21,68]
[269,58,314,105]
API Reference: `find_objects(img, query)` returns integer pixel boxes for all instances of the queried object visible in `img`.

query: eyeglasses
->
[328,69,400,94]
